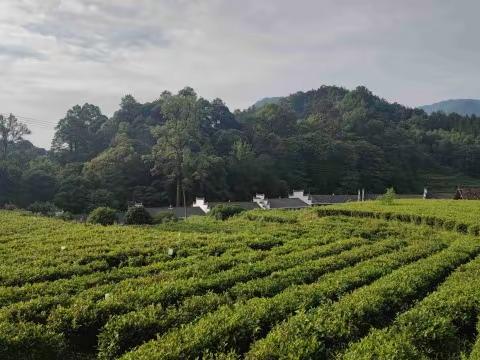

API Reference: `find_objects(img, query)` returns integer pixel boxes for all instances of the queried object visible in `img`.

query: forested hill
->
[2,85,480,214]
[252,97,282,109]
[421,99,480,116]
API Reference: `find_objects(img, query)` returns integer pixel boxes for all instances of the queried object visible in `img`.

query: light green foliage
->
[324,199,480,235]
[0,201,479,359]
[379,187,396,205]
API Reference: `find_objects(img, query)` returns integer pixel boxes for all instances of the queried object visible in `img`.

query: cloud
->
[0,0,480,148]
[0,45,46,60]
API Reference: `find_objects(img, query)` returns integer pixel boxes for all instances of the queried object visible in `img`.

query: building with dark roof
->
[209,202,261,210]
[454,187,480,200]
[289,189,377,206]
[309,194,360,205]
[267,197,310,209]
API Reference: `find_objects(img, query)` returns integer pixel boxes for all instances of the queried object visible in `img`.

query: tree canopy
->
[2,85,480,213]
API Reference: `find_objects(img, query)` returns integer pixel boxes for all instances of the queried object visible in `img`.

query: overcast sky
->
[1,0,480,148]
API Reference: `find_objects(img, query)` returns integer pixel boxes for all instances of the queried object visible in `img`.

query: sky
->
[1,0,480,149]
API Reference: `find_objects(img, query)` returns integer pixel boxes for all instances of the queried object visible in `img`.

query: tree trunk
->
[1,140,7,159]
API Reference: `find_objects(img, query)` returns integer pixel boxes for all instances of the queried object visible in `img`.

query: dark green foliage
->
[28,201,59,216]
[56,211,74,221]
[209,204,246,220]
[3,86,480,213]
[124,206,152,225]
[0,322,65,360]
[51,103,109,163]
[153,212,177,224]
[87,207,117,225]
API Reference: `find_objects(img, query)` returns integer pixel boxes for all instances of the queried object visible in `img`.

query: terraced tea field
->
[0,200,479,359]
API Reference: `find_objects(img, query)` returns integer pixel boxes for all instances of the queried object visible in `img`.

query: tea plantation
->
[0,200,480,359]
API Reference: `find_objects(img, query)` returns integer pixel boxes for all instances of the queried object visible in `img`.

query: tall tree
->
[151,89,201,206]
[0,114,30,159]
[52,104,108,162]
[83,133,148,207]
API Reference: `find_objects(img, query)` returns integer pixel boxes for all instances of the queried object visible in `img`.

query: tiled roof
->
[268,198,309,209]
[146,207,206,217]
[310,194,379,204]
[209,202,260,210]
[426,192,455,199]
[455,188,480,200]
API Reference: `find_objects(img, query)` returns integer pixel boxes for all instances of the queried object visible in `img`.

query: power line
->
[0,113,57,128]
[2,115,56,126]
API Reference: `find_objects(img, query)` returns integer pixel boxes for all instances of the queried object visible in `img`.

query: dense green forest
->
[1,85,480,214]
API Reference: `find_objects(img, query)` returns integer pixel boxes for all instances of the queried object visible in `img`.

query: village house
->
[146,189,381,218]
[288,189,378,205]
[454,187,480,200]
[145,188,441,219]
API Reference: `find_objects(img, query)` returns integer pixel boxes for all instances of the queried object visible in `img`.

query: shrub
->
[469,225,480,236]
[153,212,177,224]
[56,211,74,221]
[379,188,396,205]
[87,207,117,226]
[124,205,152,225]
[244,213,297,224]
[455,223,468,234]
[209,205,246,220]
[27,202,59,216]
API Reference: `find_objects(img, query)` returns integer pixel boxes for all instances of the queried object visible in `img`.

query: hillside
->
[1,201,480,359]
[420,99,480,115]
[3,85,480,214]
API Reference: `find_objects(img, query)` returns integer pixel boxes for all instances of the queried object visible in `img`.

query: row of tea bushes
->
[120,238,445,359]
[247,236,480,359]
[317,207,480,235]
[342,254,480,359]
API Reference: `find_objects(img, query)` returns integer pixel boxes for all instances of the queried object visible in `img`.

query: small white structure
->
[288,190,312,205]
[192,197,210,213]
[253,194,269,209]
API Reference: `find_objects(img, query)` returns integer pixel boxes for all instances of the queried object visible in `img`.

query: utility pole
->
[183,187,187,219]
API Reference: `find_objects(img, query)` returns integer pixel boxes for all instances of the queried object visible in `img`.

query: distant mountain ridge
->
[420,99,480,116]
